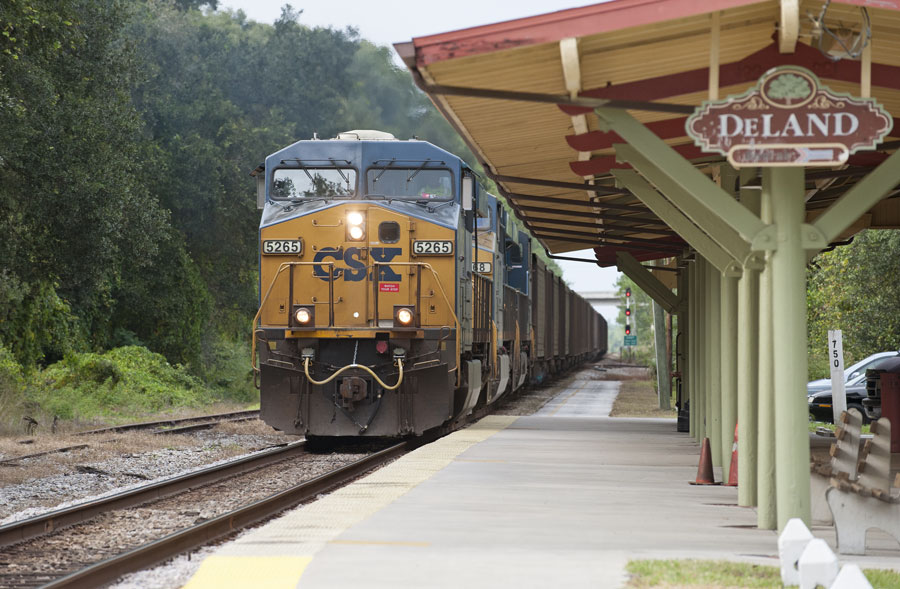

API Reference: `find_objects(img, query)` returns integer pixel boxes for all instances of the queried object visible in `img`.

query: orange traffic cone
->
[725,423,738,487]
[690,437,718,485]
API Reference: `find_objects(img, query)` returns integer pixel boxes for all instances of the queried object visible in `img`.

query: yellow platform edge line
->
[183,555,312,589]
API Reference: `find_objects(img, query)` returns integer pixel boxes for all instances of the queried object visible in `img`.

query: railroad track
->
[0,440,407,588]
[75,409,261,436]
[1,410,263,466]
[0,369,573,587]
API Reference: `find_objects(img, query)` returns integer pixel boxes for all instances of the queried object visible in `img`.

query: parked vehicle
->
[807,351,900,395]
[807,375,870,424]
[862,357,900,421]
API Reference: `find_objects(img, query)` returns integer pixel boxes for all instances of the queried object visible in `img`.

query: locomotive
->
[251,130,606,437]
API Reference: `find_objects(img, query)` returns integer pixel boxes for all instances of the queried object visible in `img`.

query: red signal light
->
[625,288,632,297]
[625,324,631,335]
[625,308,631,316]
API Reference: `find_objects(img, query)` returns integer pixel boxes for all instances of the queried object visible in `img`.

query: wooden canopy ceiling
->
[396,0,900,261]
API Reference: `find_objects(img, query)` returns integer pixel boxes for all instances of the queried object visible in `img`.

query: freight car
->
[251,130,607,438]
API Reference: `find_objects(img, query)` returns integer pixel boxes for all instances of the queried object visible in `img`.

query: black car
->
[808,379,870,424]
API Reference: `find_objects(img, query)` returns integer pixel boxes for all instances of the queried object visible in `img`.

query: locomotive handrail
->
[252,261,460,387]
[491,320,498,379]
[372,261,460,387]
[303,357,404,390]
[251,261,336,373]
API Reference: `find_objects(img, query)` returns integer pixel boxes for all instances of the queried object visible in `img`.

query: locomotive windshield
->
[366,167,453,201]
[271,168,356,199]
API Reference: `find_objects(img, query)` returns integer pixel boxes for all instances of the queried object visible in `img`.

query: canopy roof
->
[396,0,900,260]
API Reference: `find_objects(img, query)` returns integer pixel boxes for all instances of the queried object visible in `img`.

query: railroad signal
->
[625,308,631,317]
[625,287,631,298]
[625,324,631,335]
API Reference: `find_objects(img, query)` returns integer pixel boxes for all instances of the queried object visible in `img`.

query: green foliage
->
[0,342,24,393]
[197,335,257,403]
[0,274,84,366]
[0,1,485,413]
[0,0,168,364]
[110,229,212,366]
[0,342,26,432]
[28,346,213,420]
[807,230,900,379]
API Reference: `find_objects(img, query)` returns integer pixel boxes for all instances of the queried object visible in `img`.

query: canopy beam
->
[616,252,680,314]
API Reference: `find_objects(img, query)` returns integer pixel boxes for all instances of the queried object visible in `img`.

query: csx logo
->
[313,247,402,282]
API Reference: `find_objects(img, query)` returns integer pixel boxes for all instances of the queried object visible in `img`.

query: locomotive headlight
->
[346,211,365,241]
[393,306,415,327]
[292,305,314,327]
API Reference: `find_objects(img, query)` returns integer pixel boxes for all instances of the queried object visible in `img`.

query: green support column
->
[738,172,761,507]
[688,261,696,438]
[720,272,739,475]
[678,264,689,430]
[706,260,722,467]
[695,258,707,442]
[769,167,811,529]
[757,177,776,530]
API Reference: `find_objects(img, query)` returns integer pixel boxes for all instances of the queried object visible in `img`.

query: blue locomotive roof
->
[259,135,465,230]
[264,136,464,183]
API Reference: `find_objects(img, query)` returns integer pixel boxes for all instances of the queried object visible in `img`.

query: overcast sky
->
[220,0,621,310]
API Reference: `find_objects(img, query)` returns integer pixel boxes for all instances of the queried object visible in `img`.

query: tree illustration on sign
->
[767,74,812,105]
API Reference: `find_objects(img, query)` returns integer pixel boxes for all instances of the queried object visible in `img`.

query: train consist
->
[251,131,607,438]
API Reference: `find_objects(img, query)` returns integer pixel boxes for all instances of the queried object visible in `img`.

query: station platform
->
[185,369,900,588]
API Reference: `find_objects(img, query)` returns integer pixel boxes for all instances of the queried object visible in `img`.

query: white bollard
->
[829,564,872,589]
[779,518,814,586]
[798,538,839,589]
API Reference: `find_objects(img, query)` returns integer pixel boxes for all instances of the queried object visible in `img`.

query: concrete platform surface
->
[185,370,900,588]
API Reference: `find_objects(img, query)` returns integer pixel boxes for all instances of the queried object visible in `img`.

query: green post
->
[695,258,707,441]
[757,175,776,530]
[679,265,689,426]
[737,171,761,507]
[769,167,811,529]
[684,263,697,438]
[720,272,739,475]
[706,260,722,467]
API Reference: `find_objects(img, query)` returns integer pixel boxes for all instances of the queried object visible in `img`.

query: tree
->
[0,0,169,364]
[807,230,900,379]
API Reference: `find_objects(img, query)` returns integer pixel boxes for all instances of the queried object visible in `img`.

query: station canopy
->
[396,0,900,266]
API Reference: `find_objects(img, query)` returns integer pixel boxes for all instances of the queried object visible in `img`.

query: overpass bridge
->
[579,291,621,314]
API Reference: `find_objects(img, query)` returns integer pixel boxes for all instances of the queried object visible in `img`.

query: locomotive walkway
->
[185,369,900,588]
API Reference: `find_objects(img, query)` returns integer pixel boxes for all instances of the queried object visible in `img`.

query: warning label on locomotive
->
[379,283,400,292]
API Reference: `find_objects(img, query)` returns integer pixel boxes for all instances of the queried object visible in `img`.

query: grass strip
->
[610,379,677,419]
[626,559,900,588]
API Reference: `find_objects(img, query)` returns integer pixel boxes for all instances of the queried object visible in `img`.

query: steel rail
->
[75,410,260,436]
[40,441,409,589]
[0,441,306,548]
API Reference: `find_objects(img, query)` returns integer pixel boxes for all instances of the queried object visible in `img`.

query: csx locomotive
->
[251,130,607,437]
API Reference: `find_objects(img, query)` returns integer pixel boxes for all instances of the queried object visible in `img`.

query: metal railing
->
[252,261,461,386]
[473,272,492,343]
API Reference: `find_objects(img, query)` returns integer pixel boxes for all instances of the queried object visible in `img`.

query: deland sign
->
[686,66,892,167]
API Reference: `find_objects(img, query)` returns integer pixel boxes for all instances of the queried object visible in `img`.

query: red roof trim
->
[560,41,900,116]
[409,0,763,67]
